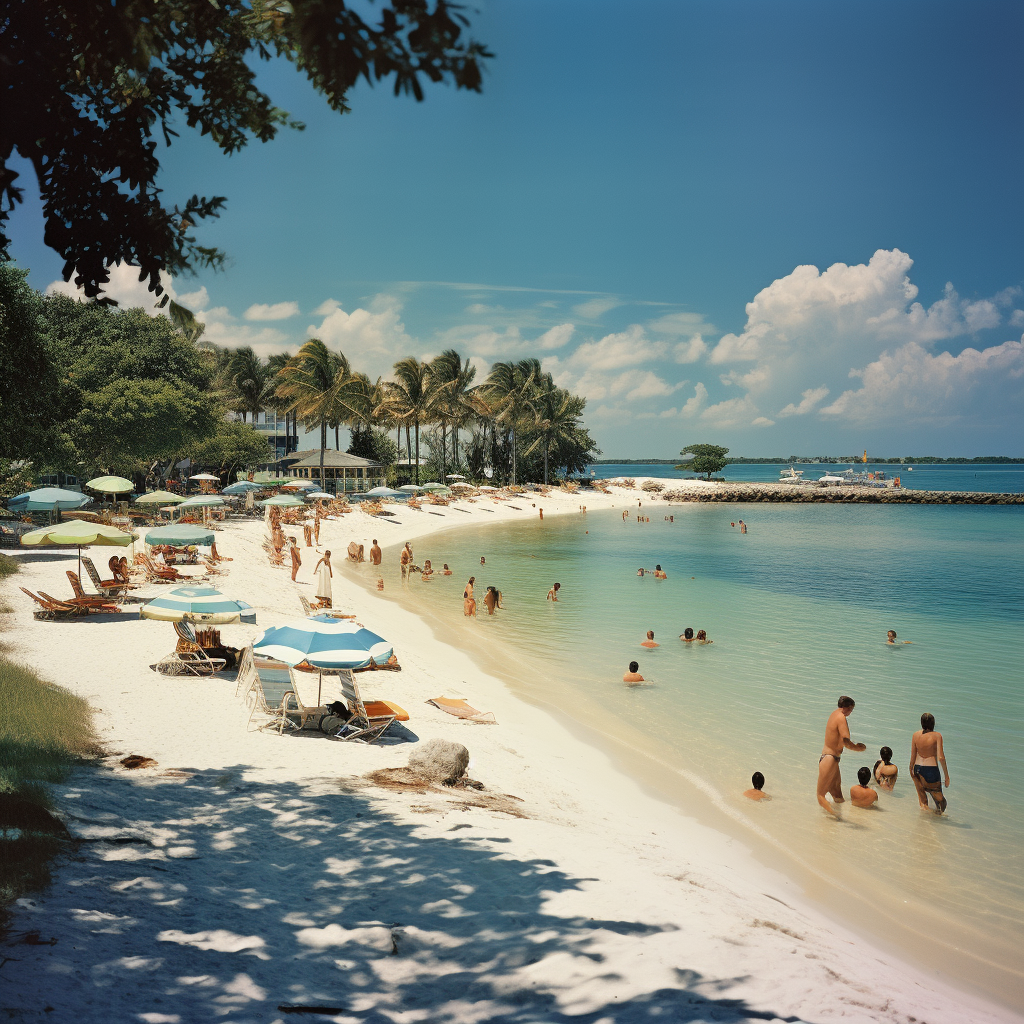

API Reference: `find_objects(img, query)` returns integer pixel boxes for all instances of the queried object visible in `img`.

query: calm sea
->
[588,462,1024,493]
[352,501,1024,1007]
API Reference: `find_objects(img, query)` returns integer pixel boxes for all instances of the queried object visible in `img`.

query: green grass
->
[0,552,18,581]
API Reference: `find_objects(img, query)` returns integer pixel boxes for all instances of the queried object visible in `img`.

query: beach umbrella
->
[421,482,448,491]
[135,490,186,505]
[223,481,264,495]
[446,473,466,480]
[20,517,134,576]
[8,487,91,512]
[145,524,216,547]
[479,485,497,491]
[189,473,220,482]
[364,486,405,498]
[305,491,333,500]
[178,495,225,509]
[85,475,134,496]
[399,484,425,493]
[140,585,255,624]
[281,480,317,491]
[253,618,393,704]
[258,494,306,507]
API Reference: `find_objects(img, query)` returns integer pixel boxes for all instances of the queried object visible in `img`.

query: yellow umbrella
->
[21,518,134,577]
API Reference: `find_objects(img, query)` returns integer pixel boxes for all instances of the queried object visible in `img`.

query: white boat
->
[818,474,846,486]
[779,466,806,483]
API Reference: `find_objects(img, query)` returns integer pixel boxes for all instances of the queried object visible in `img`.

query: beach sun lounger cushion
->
[426,697,497,724]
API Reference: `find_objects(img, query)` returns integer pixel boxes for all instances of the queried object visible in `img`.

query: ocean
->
[353,499,1024,1007]
[588,462,1024,493]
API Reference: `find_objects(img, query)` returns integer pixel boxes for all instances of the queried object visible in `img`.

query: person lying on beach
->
[680,628,695,642]
[816,696,866,818]
[886,630,912,644]
[421,559,434,581]
[547,582,561,601]
[641,630,659,648]
[370,540,381,565]
[910,713,950,814]
[442,563,453,575]
[623,661,645,685]
[464,577,477,617]
[654,564,667,579]
[743,772,770,802]
[696,630,712,644]
[850,767,878,808]
[873,746,898,789]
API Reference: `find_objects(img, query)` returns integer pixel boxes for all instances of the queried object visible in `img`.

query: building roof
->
[286,449,382,470]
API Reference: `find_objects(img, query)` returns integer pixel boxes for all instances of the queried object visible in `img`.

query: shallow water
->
[355,501,1024,1004]
[590,461,1024,493]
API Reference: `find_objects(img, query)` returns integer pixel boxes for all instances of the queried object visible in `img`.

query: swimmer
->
[695,629,712,644]
[484,586,501,615]
[739,520,747,534]
[441,563,453,575]
[623,661,645,685]
[641,630,659,648]
[637,567,646,576]
[873,746,898,789]
[463,576,477,617]
[816,696,866,818]
[480,556,486,565]
[680,627,695,642]
[421,559,434,580]
[400,542,413,575]
[370,539,381,565]
[743,772,770,802]
[850,767,879,808]
[886,630,912,644]
[653,564,667,579]
[910,713,950,814]
[546,582,561,602]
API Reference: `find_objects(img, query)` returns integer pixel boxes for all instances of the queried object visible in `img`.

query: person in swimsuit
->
[743,772,770,802]
[850,766,878,808]
[910,712,950,814]
[546,582,561,601]
[641,630,659,648]
[680,627,695,642]
[653,564,667,579]
[370,539,381,565]
[441,563,453,575]
[887,630,912,644]
[463,576,477,617]
[421,559,434,581]
[623,661,644,685]
[816,696,866,817]
[400,542,413,576]
[483,586,499,614]
[873,746,898,789]
[695,629,712,644]
[288,536,302,581]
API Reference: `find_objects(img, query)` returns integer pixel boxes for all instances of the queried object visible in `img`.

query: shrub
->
[641,480,665,493]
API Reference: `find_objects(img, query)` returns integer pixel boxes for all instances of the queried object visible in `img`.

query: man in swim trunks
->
[910,712,950,814]
[400,542,412,576]
[641,630,659,648]
[816,696,866,817]
[623,661,644,685]
[370,539,381,565]
[850,766,878,808]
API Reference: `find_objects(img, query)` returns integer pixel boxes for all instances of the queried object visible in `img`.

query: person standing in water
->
[463,576,477,617]
[623,661,644,685]
[546,582,561,601]
[400,542,413,577]
[370,539,382,565]
[816,696,866,817]
[910,713,950,814]
[313,549,333,607]
[641,630,659,648]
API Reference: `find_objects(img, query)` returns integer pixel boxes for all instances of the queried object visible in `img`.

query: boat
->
[818,474,846,486]
[779,466,806,483]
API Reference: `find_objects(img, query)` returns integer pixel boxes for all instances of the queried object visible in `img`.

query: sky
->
[6,0,1024,458]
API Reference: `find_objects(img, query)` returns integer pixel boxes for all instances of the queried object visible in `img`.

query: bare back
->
[912,729,943,765]
[823,709,851,756]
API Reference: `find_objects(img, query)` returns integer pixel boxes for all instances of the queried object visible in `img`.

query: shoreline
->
[1,483,1020,1022]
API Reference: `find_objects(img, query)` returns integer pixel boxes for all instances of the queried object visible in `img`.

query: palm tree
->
[387,357,432,484]
[228,347,274,424]
[525,374,585,484]
[428,349,477,480]
[276,339,360,490]
[485,358,541,485]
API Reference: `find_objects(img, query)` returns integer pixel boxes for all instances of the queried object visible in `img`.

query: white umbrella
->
[189,473,220,481]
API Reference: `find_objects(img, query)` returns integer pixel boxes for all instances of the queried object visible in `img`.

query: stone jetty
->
[658,484,1022,504]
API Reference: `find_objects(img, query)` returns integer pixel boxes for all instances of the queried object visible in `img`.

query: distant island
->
[590,456,1023,465]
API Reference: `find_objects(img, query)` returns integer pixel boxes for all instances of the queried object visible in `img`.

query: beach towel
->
[364,699,410,722]
[426,697,497,724]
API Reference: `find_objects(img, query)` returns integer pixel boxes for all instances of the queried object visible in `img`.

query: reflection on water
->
[352,501,1024,1002]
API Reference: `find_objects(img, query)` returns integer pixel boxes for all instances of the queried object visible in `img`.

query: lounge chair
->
[321,671,396,743]
[21,586,85,620]
[64,572,122,612]
[150,618,225,676]
[426,697,497,724]
[82,556,135,597]
[235,646,299,732]
[282,667,345,730]
[298,595,356,620]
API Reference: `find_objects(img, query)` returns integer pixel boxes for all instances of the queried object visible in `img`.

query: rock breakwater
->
[660,484,1023,504]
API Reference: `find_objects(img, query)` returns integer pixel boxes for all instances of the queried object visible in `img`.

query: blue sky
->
[8,0,1023,457]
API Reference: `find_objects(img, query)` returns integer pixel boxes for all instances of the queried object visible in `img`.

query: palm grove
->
[0,264,598,496]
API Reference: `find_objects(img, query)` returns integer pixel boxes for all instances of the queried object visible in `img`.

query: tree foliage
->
[1,1,491,301]
[678,443,730,480]
[185,419,272,479]
[348,426,398,468]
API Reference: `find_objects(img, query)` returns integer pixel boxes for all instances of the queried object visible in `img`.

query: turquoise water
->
[589,461,1024,493]
[358,502,1024,1002]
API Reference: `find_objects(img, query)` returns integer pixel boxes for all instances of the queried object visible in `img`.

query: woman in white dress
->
[314,549,333,608]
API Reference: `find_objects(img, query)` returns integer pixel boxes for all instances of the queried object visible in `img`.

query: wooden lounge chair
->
[82,556,135,597]
[298,595,356,620]
[321,671,396,743]
[21,586,85,620]
[426,697,497,724]
[64,572,121,612]
[140,553,185,584]
[150,618,225,676]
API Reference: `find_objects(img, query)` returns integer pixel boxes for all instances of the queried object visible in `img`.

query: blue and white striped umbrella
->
[252,618,392,669]
[140,585,256,624]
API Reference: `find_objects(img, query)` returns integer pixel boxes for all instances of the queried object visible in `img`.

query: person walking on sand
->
[463,576,477,617]
[289,536,302,582]
[546,582,561,601]
[314,550,333,607]
[816,696,866,817]
[910,713,950,814]
[641,630,659,648]
[370,539,381,566]
[623,661,644,685]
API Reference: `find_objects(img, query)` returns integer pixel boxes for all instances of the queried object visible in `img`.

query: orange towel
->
[426,697,497,724]
[364,699,409,722]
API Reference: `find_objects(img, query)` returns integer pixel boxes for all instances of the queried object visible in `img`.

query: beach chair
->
[150,618,226,676]
[321,671,396,743]
[240,652,299,733]
[297,595,356,620]
[282,667,345,730]
[82,556,134,598]
[426,697,497,724]
[21,587,85,620]
[64,572,121,612]
[140,553,184,584]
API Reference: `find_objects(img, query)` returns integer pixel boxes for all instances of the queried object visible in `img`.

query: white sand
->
[1,482,1018,1024]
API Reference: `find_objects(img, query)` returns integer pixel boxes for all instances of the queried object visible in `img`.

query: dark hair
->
[921,712,935,732]
[696,630,707,640]
[857,767,871,785]
[655,564,662,571]
[373,538,377,544]
[684,628,693,640]
[751,772,764,790]
[628,661,639,672]
[878,746,892,764]
[554,582,561,590]
[838,696,856,709]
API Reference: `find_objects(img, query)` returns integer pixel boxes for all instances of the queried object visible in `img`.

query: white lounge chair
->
[320,671,396,743]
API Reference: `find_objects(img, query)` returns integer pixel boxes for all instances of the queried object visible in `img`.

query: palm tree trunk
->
[511,427,517,485]
[405,424,412,478]
[414,422,420,485]
[544,437,549,485]
[320,420,327,490]
[335,425,339,450]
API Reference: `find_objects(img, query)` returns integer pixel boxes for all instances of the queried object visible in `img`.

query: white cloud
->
[648,311,716,336]
[175,286,209,311]
[46,261,172,314]
[314,299,342,316]
[820,337,1024,425]
[673,334,708,363]
[308,294,414,362]
[536,323,575,350]
[752,416,776,427]
[560,325,668,372]
[1011,310,1024,328]
[777,386,830,418]
[195,306,290,355]
[244,301,299,321]
[572,296,620,320]
[699,395,760,428]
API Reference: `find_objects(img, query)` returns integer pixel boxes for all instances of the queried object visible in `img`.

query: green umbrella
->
[86,475,134,494]
[178,495,225,509]
[21,518,134,577]
[136,490,186,505]
[258,494,306,507]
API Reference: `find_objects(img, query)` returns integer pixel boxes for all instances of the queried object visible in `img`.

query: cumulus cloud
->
[536,323,575,350]
[573,296,621,320]
[648,311,716,336]
[195,306,290,355]
[176,286,209,310]
[46,261,172,314]
[751,416,775,427]
[244,301,299,321]
[308,294,414,360]
[673,334,708,363]
[778,386,830,418]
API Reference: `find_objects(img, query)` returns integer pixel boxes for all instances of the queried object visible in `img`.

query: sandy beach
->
[1,481,1019,1024]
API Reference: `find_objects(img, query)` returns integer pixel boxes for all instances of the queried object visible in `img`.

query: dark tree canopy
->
[0,1,491,301]
[677,443,729,480]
